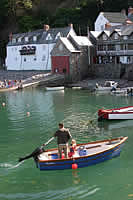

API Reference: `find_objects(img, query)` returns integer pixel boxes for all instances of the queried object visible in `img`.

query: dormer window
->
[103,34,107,40]
[18,37,22,42]
[114,33,119,40]
[12,38,16,43]
[55,32,61,40]
[123,36,128,40]
[33,36,37,42]
[46,33,52,40]
[25,37,29,42]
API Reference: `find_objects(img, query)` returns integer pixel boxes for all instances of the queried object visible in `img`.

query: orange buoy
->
[72,163,78,169]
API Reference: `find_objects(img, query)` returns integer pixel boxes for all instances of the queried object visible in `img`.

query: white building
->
[95,12,127,31]
[6,24,76,70]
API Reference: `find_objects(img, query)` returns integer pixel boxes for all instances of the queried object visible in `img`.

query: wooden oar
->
[18,137,54,162]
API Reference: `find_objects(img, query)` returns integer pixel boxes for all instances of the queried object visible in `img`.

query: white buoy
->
[2,102,6,106]
[27,112,30,116]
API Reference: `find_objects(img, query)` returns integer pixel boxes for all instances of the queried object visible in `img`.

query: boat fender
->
[72,163,78,169]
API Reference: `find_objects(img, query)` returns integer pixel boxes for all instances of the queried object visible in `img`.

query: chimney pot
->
[44,24,50,31]
[69,23,73,28]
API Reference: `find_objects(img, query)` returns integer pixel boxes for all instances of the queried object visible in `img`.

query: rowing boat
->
[35,136,127,170]
[0,86,18,92]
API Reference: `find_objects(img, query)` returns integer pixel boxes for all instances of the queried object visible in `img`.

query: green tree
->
[103,0,128,11]
[0,0,8,25]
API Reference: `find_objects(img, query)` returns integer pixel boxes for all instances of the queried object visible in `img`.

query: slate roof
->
[60,37,80,53]
[128,13,133,22]
[71,36,93,46]
[121,25,133,35]
[102,12,127,23]
[8,26,74,46]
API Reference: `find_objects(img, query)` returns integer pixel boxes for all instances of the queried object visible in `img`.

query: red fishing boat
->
[98,106,133,120]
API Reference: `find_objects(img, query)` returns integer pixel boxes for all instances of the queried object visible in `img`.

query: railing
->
[97,50,133,56]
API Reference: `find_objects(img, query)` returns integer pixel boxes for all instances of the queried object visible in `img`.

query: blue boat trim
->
[35,137,128,170]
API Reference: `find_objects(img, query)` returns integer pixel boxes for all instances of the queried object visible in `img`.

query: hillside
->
[0,0,131,63]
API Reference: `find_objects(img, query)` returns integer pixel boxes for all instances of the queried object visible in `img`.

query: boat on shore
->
[98,106,133,120]
[0,85,19,92]
[35,136,127,170]
[46,86,64,91]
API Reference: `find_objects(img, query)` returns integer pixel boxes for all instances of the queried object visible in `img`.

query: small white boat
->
[46,86,64,91]
[72,86,82,90]
[111,88,127,95]
[95,81,118,92]
[98,106,133,120]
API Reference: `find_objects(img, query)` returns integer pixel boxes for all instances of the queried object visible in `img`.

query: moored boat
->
[46,86,64,91]
[98,106,133,120]
[95,81,118,92]
[35,136,127,170]
[0,85,18,92]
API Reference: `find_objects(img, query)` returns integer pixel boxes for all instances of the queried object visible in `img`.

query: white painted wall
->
[95,13,123,31]
[95,13,109,31]
[6,43,55,70]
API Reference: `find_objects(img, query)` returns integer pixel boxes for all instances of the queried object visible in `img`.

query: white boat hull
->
[98,106,133,120]
[46,86,64,91]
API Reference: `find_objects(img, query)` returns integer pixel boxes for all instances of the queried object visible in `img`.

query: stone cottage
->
[51,35,93,82]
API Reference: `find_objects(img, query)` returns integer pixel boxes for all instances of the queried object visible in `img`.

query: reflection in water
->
[98,120,133,131]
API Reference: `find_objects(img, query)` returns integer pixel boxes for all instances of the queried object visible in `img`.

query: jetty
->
[21,73,65,89]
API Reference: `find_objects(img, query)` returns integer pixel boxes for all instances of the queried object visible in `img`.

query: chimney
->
[128,6,133,16]
[105,22,111,30]
[9,32,13,42]
[121,9,126,16]
[69,23,73,29]
[44,24,50,31]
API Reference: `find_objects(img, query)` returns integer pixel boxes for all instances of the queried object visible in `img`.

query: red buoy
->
[61,153,65,159]
[72,163,78,169]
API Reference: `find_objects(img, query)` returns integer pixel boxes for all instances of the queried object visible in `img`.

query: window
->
[114,33,119,40]
[123,36,128,40]
[46,33,52,40]
[12,39,16,43]
[18,38,21,42]
[25,37,29,42]
[33,36,37,41]
[42,55,46,61]
[116,45,120,51]
[59,44,63,51]
[103,34,107,40]
[55,32,61,40]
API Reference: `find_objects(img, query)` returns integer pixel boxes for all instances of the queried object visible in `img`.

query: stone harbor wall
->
[88,64,133,80]
[0,70,50,81]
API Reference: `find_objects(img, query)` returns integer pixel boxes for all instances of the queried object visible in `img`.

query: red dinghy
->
[98,106,133,120]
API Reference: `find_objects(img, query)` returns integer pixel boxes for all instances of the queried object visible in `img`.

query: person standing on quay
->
[54,123,72,159]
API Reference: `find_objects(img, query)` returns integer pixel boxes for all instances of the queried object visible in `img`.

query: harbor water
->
[0,88,133,200]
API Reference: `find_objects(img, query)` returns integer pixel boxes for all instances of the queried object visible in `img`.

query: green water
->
[0,88,133,200]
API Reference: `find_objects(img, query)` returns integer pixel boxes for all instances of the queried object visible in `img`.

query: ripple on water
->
[0,185,100,200]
